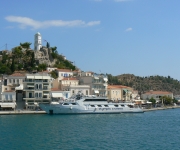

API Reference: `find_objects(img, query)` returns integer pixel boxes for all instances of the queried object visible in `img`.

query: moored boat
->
[39,92,144,114]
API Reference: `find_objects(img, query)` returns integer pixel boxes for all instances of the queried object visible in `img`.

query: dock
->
[143,105,180,112]
[0,110,46,115]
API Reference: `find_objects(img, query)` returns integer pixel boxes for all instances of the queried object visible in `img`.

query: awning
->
[103,78,108,82]
[52,93,63,97]
[27,76,34,79]
[0,103,16,108]
[27,85,34,87]
[123,89,128,93]
[94,76,99,79]
[43,93,49,95]
[94,90,99,94]
[43,76,51,79]
[35,76,42,79]
[43,85,49,86]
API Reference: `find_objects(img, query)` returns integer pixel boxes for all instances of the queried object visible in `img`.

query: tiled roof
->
[108,85,131,89]
[56,69,72,72]
[51,88,61,91]
[144,91,172,95]
[10,73,25,77]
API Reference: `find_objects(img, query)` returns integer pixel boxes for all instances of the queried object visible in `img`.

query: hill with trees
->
[107,74,180,95]
[0,42,76,75]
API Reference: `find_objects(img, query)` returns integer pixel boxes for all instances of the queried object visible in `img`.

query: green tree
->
[149,97,156,105]
[10,58,15,73]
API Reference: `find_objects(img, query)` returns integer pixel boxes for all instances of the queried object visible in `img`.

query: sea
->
[0,109,180,150]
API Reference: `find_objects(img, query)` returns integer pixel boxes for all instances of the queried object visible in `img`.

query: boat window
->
[84,99,107,102]
[128,105,134,108]
[97,105,102,107]
[121,105,125,107]
[63,103,69,105]
[71,103,77,105]
[114,105,119,107]
[104,105,109,107]
[91,105,95,107]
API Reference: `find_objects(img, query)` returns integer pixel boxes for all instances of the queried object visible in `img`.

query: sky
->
[1,0,180,80]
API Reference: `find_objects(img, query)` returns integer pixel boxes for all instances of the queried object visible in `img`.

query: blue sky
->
[1,0,180,80]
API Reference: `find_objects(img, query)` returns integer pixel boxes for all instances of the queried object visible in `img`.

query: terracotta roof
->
[10,73,25,77]
[56,69,72,72]
[3,90,16,92]
[108,85,132,89]
[62,78,78,81]
[51,88,61,91]
[144,91,172,95]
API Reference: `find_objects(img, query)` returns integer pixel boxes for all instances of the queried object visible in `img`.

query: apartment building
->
[79,72,108,96]
[107,85,133,101]
[0,73,25,110]
[23,73,53,110]
[141,91,173,102]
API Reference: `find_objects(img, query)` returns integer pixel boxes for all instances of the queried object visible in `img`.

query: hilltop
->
[107,74,180,95]
[0,42,76,75]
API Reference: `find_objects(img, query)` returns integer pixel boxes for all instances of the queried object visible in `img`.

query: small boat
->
[39,92,144,114]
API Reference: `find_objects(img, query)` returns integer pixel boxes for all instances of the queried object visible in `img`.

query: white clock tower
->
[34,32,42,51]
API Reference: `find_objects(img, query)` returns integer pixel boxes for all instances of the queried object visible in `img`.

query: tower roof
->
[35,32,41,35]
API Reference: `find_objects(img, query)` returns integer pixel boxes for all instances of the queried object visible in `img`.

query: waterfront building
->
[79,71,108,96]
[107,85,133,101]
[51,88,71,101]
[141,91,173,103]
[60,77,79,90]
[0,73,25,110]
[56,69,73,80]
[23,73,53,110]
[69,85,90,96]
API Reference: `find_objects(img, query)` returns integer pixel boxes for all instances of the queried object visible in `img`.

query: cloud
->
[125,28,132,32]
[114,0,132,2]
[5,16,101,29]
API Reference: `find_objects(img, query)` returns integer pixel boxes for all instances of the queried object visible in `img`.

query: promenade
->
[143,105,180,112]
[0,110,46,115]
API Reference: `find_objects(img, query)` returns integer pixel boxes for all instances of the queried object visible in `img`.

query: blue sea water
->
[0,109,180,150]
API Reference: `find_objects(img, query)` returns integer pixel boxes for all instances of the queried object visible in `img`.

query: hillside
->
[0,42,76,75]
[107,74,180,95]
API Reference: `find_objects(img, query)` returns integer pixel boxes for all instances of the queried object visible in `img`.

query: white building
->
[0,73,25,110]
[79,72,108,96]
[141,91,173,102]
[56,69,73,80]
[69,85,90,96]
[34,32,42,51]
[23,73,53,110]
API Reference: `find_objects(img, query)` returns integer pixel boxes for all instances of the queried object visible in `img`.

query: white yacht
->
[39,92,144,114]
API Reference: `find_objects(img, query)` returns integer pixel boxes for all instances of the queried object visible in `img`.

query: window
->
[71,103,77,105]
[114,105,119,107]
[104,105,109,107]
[61,73,63,76]
[9,79,11,83]
[121,105,125,107]
[63,103,69,105]
[35,93,38,98]
[91,105,95,107]
[97,105,102,107]
[39,93,42,98]
[13,79,15,83]
[72,90,74,94]
[86,90,88,95]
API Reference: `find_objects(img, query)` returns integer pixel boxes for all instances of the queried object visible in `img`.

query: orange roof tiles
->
[108,85,131,89]
[144,91,172,95]
[51,88,61,91]
[61,78,78,81]
[56,69,72,72]
[10,73,25,77]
